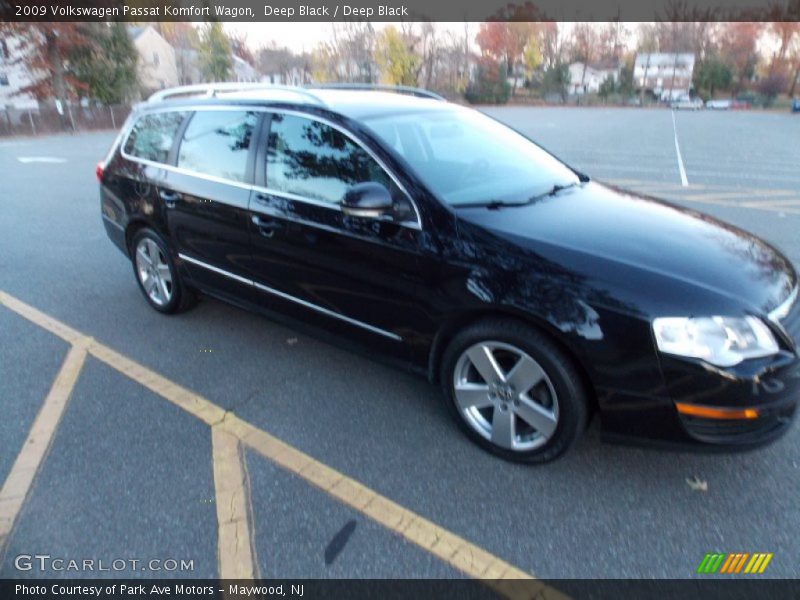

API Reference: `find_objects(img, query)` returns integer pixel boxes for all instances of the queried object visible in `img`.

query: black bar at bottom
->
[2,579,800,600]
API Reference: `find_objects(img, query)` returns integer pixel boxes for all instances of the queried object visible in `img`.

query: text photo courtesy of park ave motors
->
[1,0,800,599]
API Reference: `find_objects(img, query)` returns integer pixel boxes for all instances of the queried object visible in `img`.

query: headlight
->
[652,316,779,367]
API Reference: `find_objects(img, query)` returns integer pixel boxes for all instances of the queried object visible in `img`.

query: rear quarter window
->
[123,111,186,164]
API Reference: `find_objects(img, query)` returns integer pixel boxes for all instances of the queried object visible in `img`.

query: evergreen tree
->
[70,23,138,105]
[465,59,511,105]
[198,22,233,82]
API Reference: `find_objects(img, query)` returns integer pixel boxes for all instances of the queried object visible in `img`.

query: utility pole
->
[669,25,678,100]
[46,30,69,131]
[639,53,651,105]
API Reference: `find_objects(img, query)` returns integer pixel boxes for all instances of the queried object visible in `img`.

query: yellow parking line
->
[220,414,562,596]
[682,191,796,202]
[212,428,258,579]
[740,198,800,208]
[88,341,227,426]
[605,179,707,191]
[602,181,800,211]
[0,340,88,548]
[737,203,800,215]
[0,291,85,344]
[668,196,800,214]
[0,291,566,598]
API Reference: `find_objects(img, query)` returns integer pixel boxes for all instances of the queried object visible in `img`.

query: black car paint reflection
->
[100,95,799,452]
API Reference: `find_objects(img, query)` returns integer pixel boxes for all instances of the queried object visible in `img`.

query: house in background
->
[175,48,202,86]
[568,61,621,95]
[0,36,40,111]
[128,25,179,95]
[634,53,695,100]
[173,49,260,86]
[233,55,259,83]
[261,66,312,86]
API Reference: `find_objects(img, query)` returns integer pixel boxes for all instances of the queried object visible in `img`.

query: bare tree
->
[636,23,659,103]
[329,22,376,82]
[258,43,296,83]
[540,22,564,70]
[570,23,599,96]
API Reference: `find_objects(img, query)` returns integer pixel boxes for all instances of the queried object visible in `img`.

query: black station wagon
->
[99,83,800,463]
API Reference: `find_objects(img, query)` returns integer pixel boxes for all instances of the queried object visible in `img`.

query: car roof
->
[301,89,448,119]
[141,88,451,122]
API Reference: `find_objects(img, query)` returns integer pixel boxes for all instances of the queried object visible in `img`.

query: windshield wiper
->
[452,181,583,210]
[530,181,580,201]
[451,199,532,210]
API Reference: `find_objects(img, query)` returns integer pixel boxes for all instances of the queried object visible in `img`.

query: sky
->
[220,21,778,60]
[225,22,477,54]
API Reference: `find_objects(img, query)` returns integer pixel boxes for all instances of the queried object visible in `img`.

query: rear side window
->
[266,113,393,204]
[177,110,259,183]
[123,111,186,164]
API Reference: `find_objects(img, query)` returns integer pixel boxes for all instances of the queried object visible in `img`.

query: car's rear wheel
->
[440,319,588,463]
[131,228,191,314]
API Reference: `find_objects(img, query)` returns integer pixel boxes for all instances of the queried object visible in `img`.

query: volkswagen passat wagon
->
[99,83,800,463]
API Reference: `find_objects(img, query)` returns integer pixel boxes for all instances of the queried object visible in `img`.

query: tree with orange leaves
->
[717,22,764,95]
[0,24,90,102]
[476,22,547,95]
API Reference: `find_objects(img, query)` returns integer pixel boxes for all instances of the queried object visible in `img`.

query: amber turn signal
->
[676,403,759,420]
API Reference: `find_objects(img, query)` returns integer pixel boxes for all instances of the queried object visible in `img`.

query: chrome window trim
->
[769,285,798,323]
[118,152,256,193]
[178,253,402,342]
[119,105,423,231]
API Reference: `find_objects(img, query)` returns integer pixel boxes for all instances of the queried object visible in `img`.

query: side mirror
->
[341,182,394,220]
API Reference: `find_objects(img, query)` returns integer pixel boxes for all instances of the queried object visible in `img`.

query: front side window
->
[123,111,186,164]
[177,110,258,182]
[266,113,393,205]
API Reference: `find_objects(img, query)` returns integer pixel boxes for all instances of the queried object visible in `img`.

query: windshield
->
[363,107,579,206]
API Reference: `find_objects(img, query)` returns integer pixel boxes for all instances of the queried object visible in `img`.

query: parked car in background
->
[706,99,732,110]
[671,95,704,110]
[98,83,799,463]
[731,99,752,110]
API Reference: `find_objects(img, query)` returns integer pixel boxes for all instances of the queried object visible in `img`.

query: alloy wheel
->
[134,238,173,307]
[452,341,559,452]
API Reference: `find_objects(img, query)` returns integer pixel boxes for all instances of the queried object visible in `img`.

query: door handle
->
[251,215,282,238]
[159,189,179,208]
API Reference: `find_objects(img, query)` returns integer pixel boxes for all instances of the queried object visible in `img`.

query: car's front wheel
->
[441,319,589,463]
[131,228,192,314]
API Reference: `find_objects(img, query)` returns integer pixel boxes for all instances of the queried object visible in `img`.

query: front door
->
[244,111,433,357]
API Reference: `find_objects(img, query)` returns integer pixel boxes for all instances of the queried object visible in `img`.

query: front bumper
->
[599,350,800,451]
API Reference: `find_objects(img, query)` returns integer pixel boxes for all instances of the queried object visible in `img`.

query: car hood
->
[455,182,797,315]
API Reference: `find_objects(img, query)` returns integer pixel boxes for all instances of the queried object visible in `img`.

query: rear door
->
[243,110,431,355]
[159,108,261,296]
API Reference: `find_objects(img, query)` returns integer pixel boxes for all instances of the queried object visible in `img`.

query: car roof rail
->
[147,83,326,106]
[306,83,446,101]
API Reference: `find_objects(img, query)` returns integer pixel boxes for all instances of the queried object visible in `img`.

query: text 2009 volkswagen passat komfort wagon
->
[98,83,799,463]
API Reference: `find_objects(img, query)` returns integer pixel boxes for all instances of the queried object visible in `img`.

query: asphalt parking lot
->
[0,107,799,585]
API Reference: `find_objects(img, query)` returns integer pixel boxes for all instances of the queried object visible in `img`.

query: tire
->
[130,228,194,314]
[440,318,588,464]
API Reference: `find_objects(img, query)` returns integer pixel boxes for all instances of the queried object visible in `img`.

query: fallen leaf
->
[686,476,708,492]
